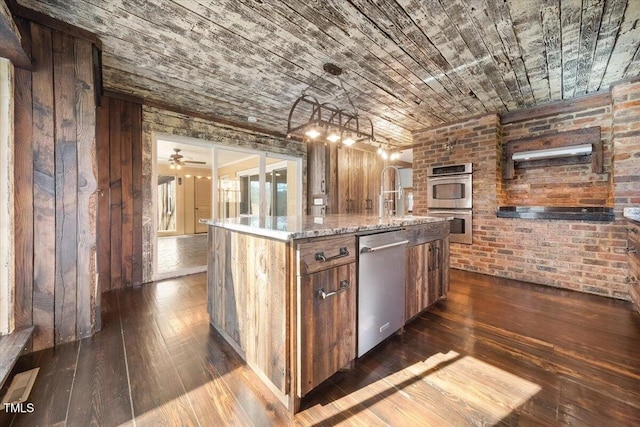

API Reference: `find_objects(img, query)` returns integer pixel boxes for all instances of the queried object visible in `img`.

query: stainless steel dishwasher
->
[358,229,408,357]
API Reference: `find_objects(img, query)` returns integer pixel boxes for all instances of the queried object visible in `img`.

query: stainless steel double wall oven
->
[427,163,473,245]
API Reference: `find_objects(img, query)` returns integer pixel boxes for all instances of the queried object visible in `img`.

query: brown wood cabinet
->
[307,141,337,215]
[628,219,640,314]
[308,144,390,216]
[297,262,356,395]
[405,224,450,321]
[207,218,449,413]
[337,148,386,215]
[295,234,357,395]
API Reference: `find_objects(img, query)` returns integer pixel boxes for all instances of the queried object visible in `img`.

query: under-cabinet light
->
[512,144,592,161]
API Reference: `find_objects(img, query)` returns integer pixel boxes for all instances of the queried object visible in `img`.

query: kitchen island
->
[203,214,450,413]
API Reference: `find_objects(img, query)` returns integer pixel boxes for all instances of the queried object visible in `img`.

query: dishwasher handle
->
[360,240,409,254]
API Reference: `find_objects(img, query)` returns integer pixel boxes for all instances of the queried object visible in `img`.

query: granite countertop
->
[623,207,640,223]
[201,214,450,241]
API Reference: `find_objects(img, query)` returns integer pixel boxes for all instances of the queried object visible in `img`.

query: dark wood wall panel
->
[13,20,98,351]
[97,96,143,292]
[30,21,56,350]
[109,98,123,289]
[96,97,111,292]
[13,17,34,330]
[119,99,134,287]
[74,37,98,339]
[53,30,78,345]
[131,105,143,286]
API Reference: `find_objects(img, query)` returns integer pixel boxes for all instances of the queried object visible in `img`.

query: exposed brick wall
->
[502,104,613,207]
[412,87,633,299]
[413,114,501,217]
[611,81,640,211]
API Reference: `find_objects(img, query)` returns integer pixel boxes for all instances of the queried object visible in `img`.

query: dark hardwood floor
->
[2,270,639,426]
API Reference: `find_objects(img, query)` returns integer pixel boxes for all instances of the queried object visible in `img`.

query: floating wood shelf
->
[503,127,603,180]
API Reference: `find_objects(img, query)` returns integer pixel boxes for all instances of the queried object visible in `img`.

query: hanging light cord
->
[338,75,358,116]
[301,69,358,116]
[301,71,326,97]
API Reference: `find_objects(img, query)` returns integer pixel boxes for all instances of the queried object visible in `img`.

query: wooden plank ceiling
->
[16,0,640,146]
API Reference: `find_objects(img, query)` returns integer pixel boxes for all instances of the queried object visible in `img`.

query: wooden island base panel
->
[205,214,450,413]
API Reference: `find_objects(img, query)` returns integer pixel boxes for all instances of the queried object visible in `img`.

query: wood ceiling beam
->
[0,1,30,69]
[6,0,102,49]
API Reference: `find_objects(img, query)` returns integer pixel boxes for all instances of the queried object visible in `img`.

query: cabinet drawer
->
[297,235,356,275]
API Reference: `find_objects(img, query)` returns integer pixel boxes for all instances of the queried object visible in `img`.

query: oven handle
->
[360,240,409,254]
[427,175,470,182]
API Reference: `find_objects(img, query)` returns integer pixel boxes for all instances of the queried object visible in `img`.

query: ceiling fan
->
[168,148,206,169]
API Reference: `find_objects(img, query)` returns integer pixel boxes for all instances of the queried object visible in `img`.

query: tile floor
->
[157,234,208,275]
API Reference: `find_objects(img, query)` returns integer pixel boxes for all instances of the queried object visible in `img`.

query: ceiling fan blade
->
[184,160,207,164]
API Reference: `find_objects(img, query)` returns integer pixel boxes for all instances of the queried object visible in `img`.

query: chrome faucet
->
[379,166,404,218]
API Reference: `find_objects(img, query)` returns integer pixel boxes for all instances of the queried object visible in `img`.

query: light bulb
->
[381,151,388,160]
[377,146,383,155]
[326,132,341,143]
[342,133,355,146]
[305,128,321,139]
[169,163,175,169]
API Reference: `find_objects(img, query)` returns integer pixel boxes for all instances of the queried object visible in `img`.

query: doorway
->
[153,135,302,280]
[155,139,212,279]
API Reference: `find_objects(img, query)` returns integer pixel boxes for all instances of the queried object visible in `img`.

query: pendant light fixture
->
[376,138,402,161]
[287,63,375,147]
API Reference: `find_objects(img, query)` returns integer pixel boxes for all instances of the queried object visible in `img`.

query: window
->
[216,150,300,218]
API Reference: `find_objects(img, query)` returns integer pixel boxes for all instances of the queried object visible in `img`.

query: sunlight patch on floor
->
[324,351,541,426]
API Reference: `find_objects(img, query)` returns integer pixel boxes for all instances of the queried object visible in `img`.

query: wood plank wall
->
[13,20,98,351]
[96,96,143,292]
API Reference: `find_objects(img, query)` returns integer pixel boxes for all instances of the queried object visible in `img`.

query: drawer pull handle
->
[317,280,350,299]
[315,247,349,262]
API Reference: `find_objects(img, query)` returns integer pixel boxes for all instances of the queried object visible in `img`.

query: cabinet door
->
[337,148,386,215]
[307,140,327,196]
[307,141,338,214]
[429,238,445,299]
[406,239,446,320]
[406,243,431,320]
[298,263,356,396]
